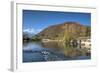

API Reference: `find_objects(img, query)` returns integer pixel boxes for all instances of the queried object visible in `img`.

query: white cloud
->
[23,28,42,34]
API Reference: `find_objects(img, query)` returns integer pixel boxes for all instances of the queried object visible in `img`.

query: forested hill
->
[37,22,91,39]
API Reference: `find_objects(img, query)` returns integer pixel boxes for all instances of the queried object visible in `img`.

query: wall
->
[0,0,100,73]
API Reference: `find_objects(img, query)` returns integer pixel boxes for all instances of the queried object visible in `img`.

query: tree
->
[86,26,91,36]
[63,32,74,45]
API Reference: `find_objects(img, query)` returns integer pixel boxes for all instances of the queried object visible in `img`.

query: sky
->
[23,10,91,34]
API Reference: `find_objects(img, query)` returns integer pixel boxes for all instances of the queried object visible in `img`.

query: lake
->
[23,42,91,62]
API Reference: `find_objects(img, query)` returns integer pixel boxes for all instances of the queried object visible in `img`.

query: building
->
[77,37,91,49]
[42,39,51,42]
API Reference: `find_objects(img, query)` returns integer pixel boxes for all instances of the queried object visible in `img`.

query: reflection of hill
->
[37,22,91,39]
[41,41,90,58]
[42,42,63,50]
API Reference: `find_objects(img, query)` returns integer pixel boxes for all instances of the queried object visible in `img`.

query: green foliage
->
[32,36,41,41]
[63,32,74,45]
[86,26,91,36]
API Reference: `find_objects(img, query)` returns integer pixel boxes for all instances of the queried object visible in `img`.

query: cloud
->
[23,28,42,34]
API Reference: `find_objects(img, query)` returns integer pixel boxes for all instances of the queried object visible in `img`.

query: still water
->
[23,42,90,62]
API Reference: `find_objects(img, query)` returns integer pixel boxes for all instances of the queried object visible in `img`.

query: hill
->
[37,22,91,40]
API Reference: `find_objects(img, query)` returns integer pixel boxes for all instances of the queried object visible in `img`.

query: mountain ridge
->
[37,21,91,39]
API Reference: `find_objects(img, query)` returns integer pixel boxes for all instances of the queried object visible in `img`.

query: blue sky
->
[23,10,91,34]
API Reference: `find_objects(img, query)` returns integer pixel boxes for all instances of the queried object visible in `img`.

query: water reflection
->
[23,41,91,62]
